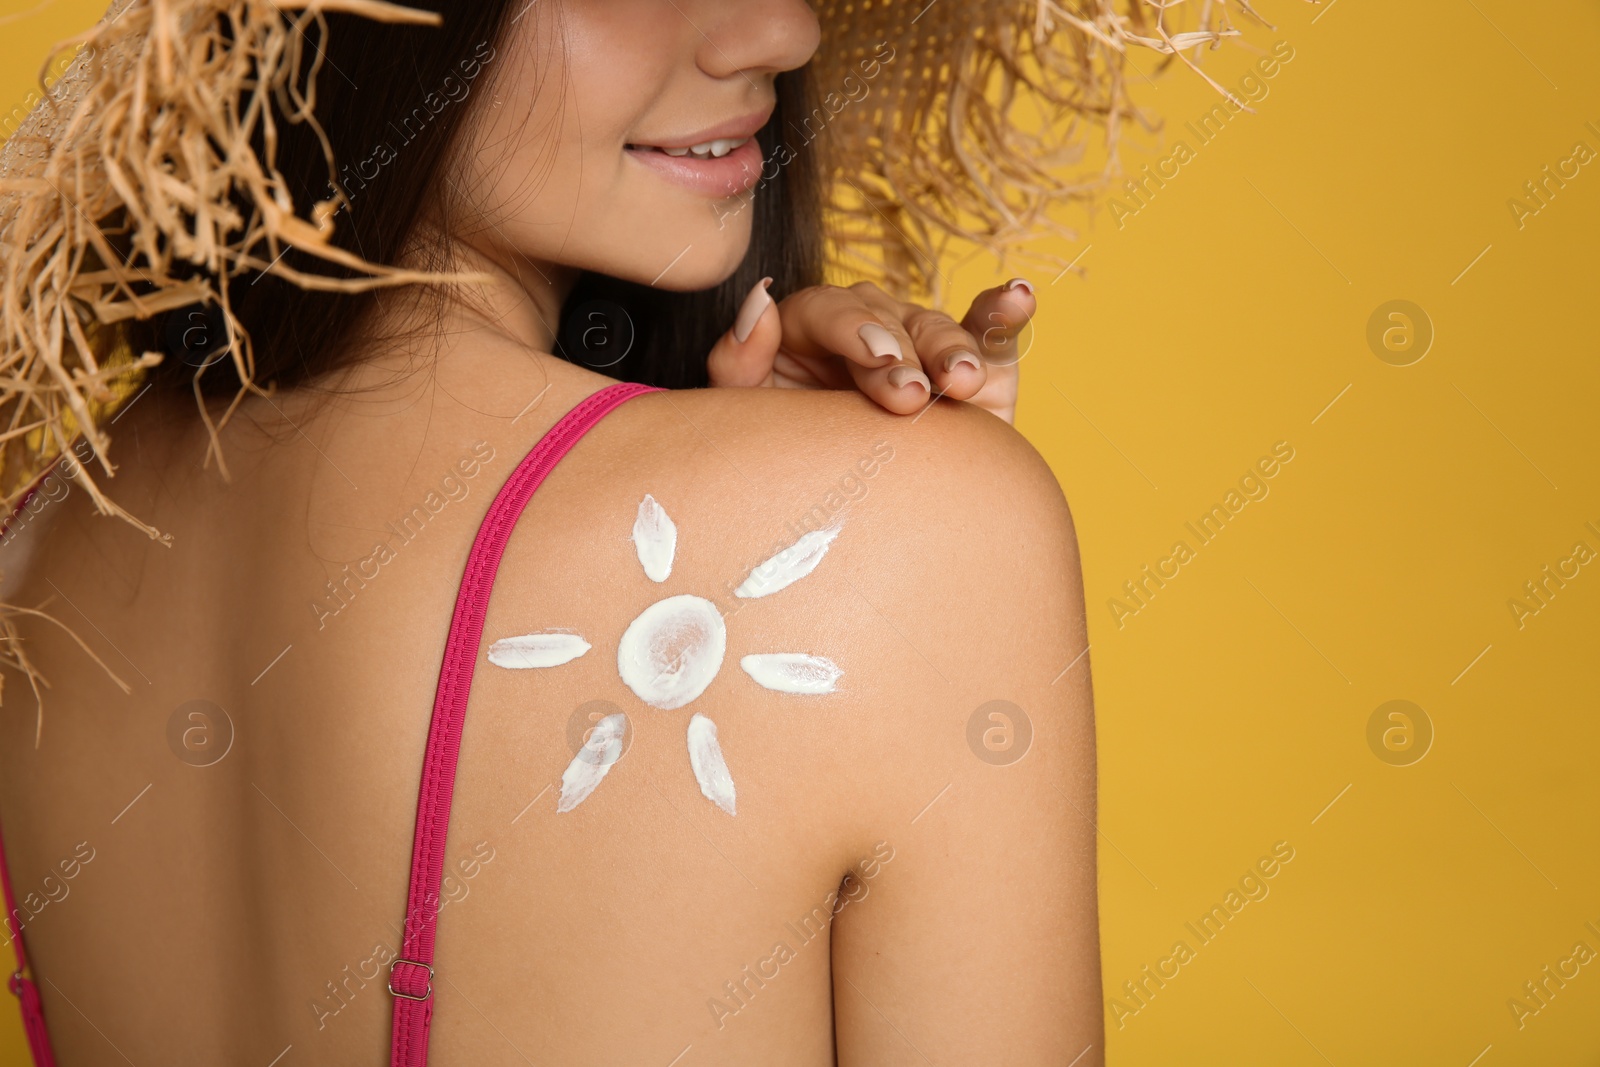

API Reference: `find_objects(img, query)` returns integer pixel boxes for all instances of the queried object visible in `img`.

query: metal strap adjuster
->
[388,957,434,1002]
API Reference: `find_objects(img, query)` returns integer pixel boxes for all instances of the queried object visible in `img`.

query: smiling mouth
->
[625,136,753,160]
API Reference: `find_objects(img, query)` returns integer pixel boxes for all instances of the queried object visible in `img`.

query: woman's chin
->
[607,236,753,293]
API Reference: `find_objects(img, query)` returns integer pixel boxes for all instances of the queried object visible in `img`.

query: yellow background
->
[3,0,1598,1063]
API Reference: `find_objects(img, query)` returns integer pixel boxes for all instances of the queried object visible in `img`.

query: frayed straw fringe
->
[0,0,1303,735]
[0,0,496,735]
[814,0,1312,305]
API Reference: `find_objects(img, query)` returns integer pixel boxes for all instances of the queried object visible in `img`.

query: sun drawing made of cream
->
[485,495,845,816]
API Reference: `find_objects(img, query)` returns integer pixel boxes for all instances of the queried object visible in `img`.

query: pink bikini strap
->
[0,820,54,1067]
[390,380,663,1065]
[0,463,63,1067]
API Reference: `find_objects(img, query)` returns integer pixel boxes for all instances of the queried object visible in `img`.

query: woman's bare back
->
[0,345,1098,1065]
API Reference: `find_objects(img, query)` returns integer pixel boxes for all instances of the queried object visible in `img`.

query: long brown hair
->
[122,1,822,398]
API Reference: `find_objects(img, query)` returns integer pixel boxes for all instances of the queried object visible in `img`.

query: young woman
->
[0,0,1103,1062]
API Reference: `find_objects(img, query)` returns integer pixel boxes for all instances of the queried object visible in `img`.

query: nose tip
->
[699,0,822,80]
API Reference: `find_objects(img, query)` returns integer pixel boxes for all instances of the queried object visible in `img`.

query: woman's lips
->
[624,138,764,199]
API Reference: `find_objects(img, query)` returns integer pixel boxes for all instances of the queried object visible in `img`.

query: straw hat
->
[813,0,1272,298]
[0,0,1274,677]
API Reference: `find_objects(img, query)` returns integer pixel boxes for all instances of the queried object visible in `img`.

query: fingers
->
[706,277,778,388]
[834,281,992,402]
[777,283,916,372]
[783,281,1001,411]
[900,303,987,400]
[839,347,933,414]
[961,278,1036,367]
[714,277,1033,416]
[774,283,931,413]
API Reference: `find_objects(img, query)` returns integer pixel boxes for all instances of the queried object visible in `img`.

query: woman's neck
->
[373,222,578,355]
[329,224,584,399]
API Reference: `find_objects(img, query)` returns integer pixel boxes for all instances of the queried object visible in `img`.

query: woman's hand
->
[705,279,1036,424]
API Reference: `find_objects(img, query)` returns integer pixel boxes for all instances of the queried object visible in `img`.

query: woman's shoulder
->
[519,382,1086,650]
[601,383,1074,542]
[457,378,1100,1063]
[501,377,1087,671]
[484,379,1089,773]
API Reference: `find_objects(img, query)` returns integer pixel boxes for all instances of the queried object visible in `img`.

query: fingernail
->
[944,350,981,373]
[733,276,773,343]
[857,322,902,362]
[1003,277,1035,297]
[887,364,929,393]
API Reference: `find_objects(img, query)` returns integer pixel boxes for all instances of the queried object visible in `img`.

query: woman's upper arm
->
[825,400,1101,1065]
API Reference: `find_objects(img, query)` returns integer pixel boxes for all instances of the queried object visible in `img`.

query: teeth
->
[656,137,748,159]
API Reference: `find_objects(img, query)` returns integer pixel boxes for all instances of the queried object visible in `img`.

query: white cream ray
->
[686,713,736,815]
[557,713,627,813]
[740,653,842,694]
[632,494,677,583]
[616,594,727,709]
[487,631,591,669]
[734,524,841,599]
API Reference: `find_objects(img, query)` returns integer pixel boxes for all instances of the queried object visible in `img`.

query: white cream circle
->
[616,594,726,710]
